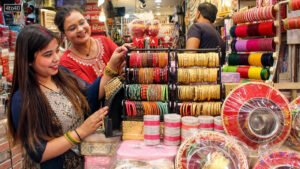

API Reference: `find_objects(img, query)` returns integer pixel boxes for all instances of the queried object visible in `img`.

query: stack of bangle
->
[178,85,220,101]
[64,130,81,146]
[179,102,222,117]
[129,52,168,68]
[126,84,168,101]
[127,68,168,84]
[104,63,119,77]
[177,68,218,83]
[178,53,219,67]
[125,101,168,116]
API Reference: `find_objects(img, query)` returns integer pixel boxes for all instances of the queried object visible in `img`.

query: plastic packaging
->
[144,115,160,145]
[128,19,145,38]
[198,116,214,131]
[114,159,174,169]
[80,132,120,156]
[286,96,300,150]
[221,72,240,83]
[116,140,178,161]
[145,19,160,37]
[176,131,249,169]
[85,156,114,169]
[164,114,181,146]
[252,151,300,168]
[122,121,144,140]
[214,116,225,133]
[222,83,291,150]
[181,116,199,142]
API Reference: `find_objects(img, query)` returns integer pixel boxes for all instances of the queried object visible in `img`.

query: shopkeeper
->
[55,7,124,84]
[186,2,225,63]
[7,25,127,169]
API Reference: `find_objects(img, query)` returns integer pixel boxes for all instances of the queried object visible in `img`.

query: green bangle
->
[147,85,150,101]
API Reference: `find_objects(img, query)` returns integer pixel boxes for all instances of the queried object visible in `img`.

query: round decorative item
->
[222,83,291,150]
[145,20,160,37]
[176,131,249,169]
[130,19,145,38]
[253,151,300,169]
[286,96,300,150]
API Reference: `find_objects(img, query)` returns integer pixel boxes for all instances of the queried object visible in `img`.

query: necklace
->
[39,83,60,93]
[71,38,92,57]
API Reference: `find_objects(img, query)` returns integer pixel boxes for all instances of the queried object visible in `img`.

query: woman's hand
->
[108,43,133,71]
[76,106,108,139]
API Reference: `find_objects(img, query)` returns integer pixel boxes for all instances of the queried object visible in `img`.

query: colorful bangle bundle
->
[104,64,119,77]
[129,52,168,68]
[230,22,276,37]
[283,16,300,30]
[177,68,218,83]
[127,67,168,84]
[179,102,222,116]
[232,6,275,24]
[289,0,300,11]
[177,53,219,67]
[223,66,270,80]
[64,131,80,146]
[125,101,168,116]
[178,85,220,101]
[231,38,275,52]
[126,84,168,101]
[228,53,273,66]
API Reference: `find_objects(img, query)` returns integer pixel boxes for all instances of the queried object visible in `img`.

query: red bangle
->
[136,53,142,68]
[152,53,157,67]
[164,67,168,83]
[129,53,137,68]
[125,101,131,116]
[164,53,168,67]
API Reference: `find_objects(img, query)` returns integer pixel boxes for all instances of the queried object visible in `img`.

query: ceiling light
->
[140,0,146,9]
[125,14,130,19]
[155,0,162,3]
[156,12,161,16]
[156,6,161,8]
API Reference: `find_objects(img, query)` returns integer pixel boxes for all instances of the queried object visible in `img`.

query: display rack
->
[123,48,172,121]
[172,48,223,116]
[224,4,284,82]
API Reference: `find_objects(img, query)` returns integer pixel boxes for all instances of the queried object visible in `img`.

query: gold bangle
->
[104,65,119,77]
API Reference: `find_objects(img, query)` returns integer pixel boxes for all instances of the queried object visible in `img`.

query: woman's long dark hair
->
[7,25,90,152]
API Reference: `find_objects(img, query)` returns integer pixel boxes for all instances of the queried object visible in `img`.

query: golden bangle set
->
[178,53,219,67]
[180,102,222,116]
[104,63,119,77]
[178,85,220,101]
[177,68,218,83]
[64,130,80,146]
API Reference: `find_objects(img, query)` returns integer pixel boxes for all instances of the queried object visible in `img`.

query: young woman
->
[7,25,128,169]
[55,7,120,84]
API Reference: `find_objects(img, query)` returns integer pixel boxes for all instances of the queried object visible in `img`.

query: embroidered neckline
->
[66,38,106,76]
[67,38,103,64]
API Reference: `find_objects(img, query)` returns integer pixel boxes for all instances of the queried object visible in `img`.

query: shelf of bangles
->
[227,3,285,82]
[170,48,223,119]
[123,48,172,121]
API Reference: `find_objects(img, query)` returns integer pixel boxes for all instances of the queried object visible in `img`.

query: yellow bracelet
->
[104,66,119,77]
[65,131,80,146]
[64,132,76,146]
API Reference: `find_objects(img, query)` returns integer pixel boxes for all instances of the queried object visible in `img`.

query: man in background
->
[186,2,225,63]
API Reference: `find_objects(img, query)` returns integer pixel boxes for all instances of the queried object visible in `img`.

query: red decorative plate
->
[222,83,291,150]
[253,151,300,169]
[175,131,248,169]
[286,96,300,150]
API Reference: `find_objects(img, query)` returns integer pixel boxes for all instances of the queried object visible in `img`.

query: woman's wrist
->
[107,62,118,72]
[75,127,87,140]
